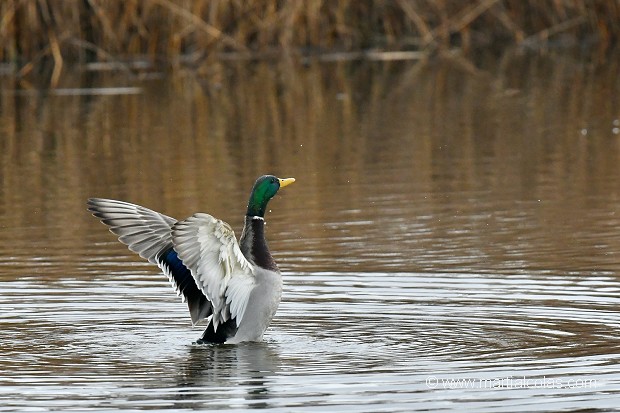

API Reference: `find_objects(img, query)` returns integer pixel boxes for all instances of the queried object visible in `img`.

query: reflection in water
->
[1,49,620,411]
[1,50,619,276]
[174,343,281,410]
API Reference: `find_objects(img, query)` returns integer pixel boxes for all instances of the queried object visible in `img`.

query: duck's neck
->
[240,215,279,272]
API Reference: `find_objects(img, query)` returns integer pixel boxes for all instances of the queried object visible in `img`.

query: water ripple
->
[1,258,620,412]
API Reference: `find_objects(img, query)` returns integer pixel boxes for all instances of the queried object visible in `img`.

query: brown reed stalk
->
[1,0,618,83]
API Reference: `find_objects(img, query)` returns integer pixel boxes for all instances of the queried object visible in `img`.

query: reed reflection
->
[0,51,619,277]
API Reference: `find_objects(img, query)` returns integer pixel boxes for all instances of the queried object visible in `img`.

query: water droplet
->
[580,129,588,136]
[613,127,619,135]
[613,119,620,126]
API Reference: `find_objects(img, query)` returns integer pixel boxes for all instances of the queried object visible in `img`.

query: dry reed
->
[1,0,619,78]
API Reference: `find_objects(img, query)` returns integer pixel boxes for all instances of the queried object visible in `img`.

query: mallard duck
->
[87,175,295,344]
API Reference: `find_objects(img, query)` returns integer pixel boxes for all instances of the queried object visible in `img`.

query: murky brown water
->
[1,49,620,411]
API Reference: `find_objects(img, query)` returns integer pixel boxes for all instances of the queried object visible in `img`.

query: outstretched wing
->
[172,213,256,329]
[87,198,212,325]
[87,198,176,264]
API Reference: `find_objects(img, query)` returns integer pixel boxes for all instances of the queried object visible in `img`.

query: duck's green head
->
[246,175,295,217]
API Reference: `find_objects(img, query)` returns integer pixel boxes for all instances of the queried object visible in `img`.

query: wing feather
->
[172,213,256,329]
[87,198,176,264]
[87,198,213,325]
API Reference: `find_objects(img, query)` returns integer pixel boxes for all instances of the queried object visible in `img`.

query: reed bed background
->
[1,0,619,70]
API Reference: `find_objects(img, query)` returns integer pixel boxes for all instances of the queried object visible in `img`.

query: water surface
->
[1,50,620,411]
